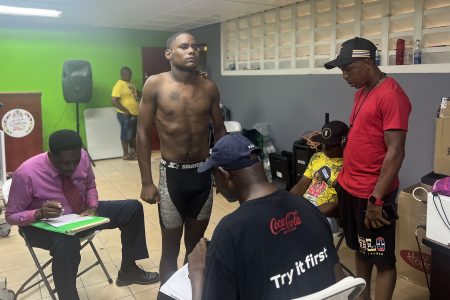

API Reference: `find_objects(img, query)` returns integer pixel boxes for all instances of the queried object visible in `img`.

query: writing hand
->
[36,201,63,220]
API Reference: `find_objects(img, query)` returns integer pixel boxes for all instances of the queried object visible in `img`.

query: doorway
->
[141,47,171,151]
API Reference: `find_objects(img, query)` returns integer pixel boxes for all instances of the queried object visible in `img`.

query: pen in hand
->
[36,200,64,220]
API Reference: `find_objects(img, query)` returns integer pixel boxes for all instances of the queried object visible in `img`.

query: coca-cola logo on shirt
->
[270,211,302,235]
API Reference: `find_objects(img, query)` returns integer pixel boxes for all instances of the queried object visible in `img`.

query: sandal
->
[122,155,132,160]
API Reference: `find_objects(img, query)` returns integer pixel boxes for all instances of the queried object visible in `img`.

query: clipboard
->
[31,215,110,235]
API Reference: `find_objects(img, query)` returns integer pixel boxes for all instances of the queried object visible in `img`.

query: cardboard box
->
[395,183,431,287]
[434,118,450,176]
[438,97,450,118]
[434,97,450,176]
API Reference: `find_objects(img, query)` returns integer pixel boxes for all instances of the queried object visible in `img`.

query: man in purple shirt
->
[6,130,159,300]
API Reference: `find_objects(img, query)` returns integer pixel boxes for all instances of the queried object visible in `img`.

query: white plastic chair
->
[1,178,11,205]
[0,178,12,237]
[224,121,242,133]
[293,277,366,300]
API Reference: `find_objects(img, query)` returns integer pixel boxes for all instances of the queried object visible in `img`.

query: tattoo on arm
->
[169,91,180,101]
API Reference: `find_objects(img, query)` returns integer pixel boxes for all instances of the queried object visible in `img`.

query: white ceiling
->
[0,0,302,32]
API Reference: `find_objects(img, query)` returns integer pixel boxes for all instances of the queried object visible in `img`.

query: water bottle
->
[414,39,422,64]
[375,44,381,66]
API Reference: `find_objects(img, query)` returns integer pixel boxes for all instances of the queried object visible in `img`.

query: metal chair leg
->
[88,239,113,283]
[335,231,355,278]
[15,244,57,300]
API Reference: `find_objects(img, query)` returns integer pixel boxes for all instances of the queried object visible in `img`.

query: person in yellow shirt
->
[291,120,349,232]
[111,66,140,160]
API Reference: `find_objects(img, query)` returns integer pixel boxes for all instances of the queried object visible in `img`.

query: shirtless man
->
[137,32,226,284]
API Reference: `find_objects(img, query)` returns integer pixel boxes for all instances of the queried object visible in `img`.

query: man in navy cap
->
[187,134,344,300]
[325,37,411,299]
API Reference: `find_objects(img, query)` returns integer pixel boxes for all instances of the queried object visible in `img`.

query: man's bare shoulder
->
[143,73,173,95]
[199,77,219,94]
[189,74,212,87]
[145,72,170,85]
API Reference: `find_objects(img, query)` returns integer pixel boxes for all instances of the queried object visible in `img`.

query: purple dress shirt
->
[5,149,98,226]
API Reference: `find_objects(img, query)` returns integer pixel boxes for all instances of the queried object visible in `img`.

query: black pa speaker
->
[62,60,92,103]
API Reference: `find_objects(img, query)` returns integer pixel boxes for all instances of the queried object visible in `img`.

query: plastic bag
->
[432,177,450,196]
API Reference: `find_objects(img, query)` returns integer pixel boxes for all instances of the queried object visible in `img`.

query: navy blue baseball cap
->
[198,134,261,173]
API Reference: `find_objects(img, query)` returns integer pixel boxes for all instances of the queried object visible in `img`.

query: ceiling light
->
[0,5,62,18]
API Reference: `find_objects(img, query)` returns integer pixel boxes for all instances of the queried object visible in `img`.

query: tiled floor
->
[0,152,429,299]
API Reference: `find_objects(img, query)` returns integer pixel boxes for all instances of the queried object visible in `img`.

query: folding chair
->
[333,229,355,277]
[1,180,112,300]
[15,228,113,300]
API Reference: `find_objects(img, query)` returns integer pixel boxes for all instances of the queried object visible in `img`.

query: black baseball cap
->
[312,121,349,145]
[198,134,261,173]
[324,37,377,69]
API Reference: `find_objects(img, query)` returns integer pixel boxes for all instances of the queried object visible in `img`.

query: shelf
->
[221,63,450,76]
[221,0,450,75]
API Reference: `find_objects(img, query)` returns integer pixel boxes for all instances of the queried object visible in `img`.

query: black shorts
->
[158,158,213,229]
[336,183,398,266]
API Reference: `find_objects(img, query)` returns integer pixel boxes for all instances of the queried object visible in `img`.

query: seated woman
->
[290,120,349,233]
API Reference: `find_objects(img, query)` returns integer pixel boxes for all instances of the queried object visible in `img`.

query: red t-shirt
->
[337,77,411,198]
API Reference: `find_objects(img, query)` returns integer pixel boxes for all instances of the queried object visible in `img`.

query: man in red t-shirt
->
[325,37,411,300]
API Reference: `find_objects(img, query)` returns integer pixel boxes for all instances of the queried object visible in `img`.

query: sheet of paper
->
[159,263,192,300]
[43,213,93,227]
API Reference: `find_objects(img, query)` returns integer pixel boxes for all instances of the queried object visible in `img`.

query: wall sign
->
[1,109,35,138]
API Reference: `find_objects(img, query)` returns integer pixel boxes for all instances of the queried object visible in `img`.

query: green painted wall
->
[0,24,171,150]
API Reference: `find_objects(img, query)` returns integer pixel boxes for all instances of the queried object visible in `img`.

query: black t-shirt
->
[202,190,338,300]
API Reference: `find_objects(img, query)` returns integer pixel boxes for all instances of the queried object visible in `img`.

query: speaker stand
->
[75,103,96,167]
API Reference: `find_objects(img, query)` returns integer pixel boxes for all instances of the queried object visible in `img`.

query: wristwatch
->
[368,195,384,206]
